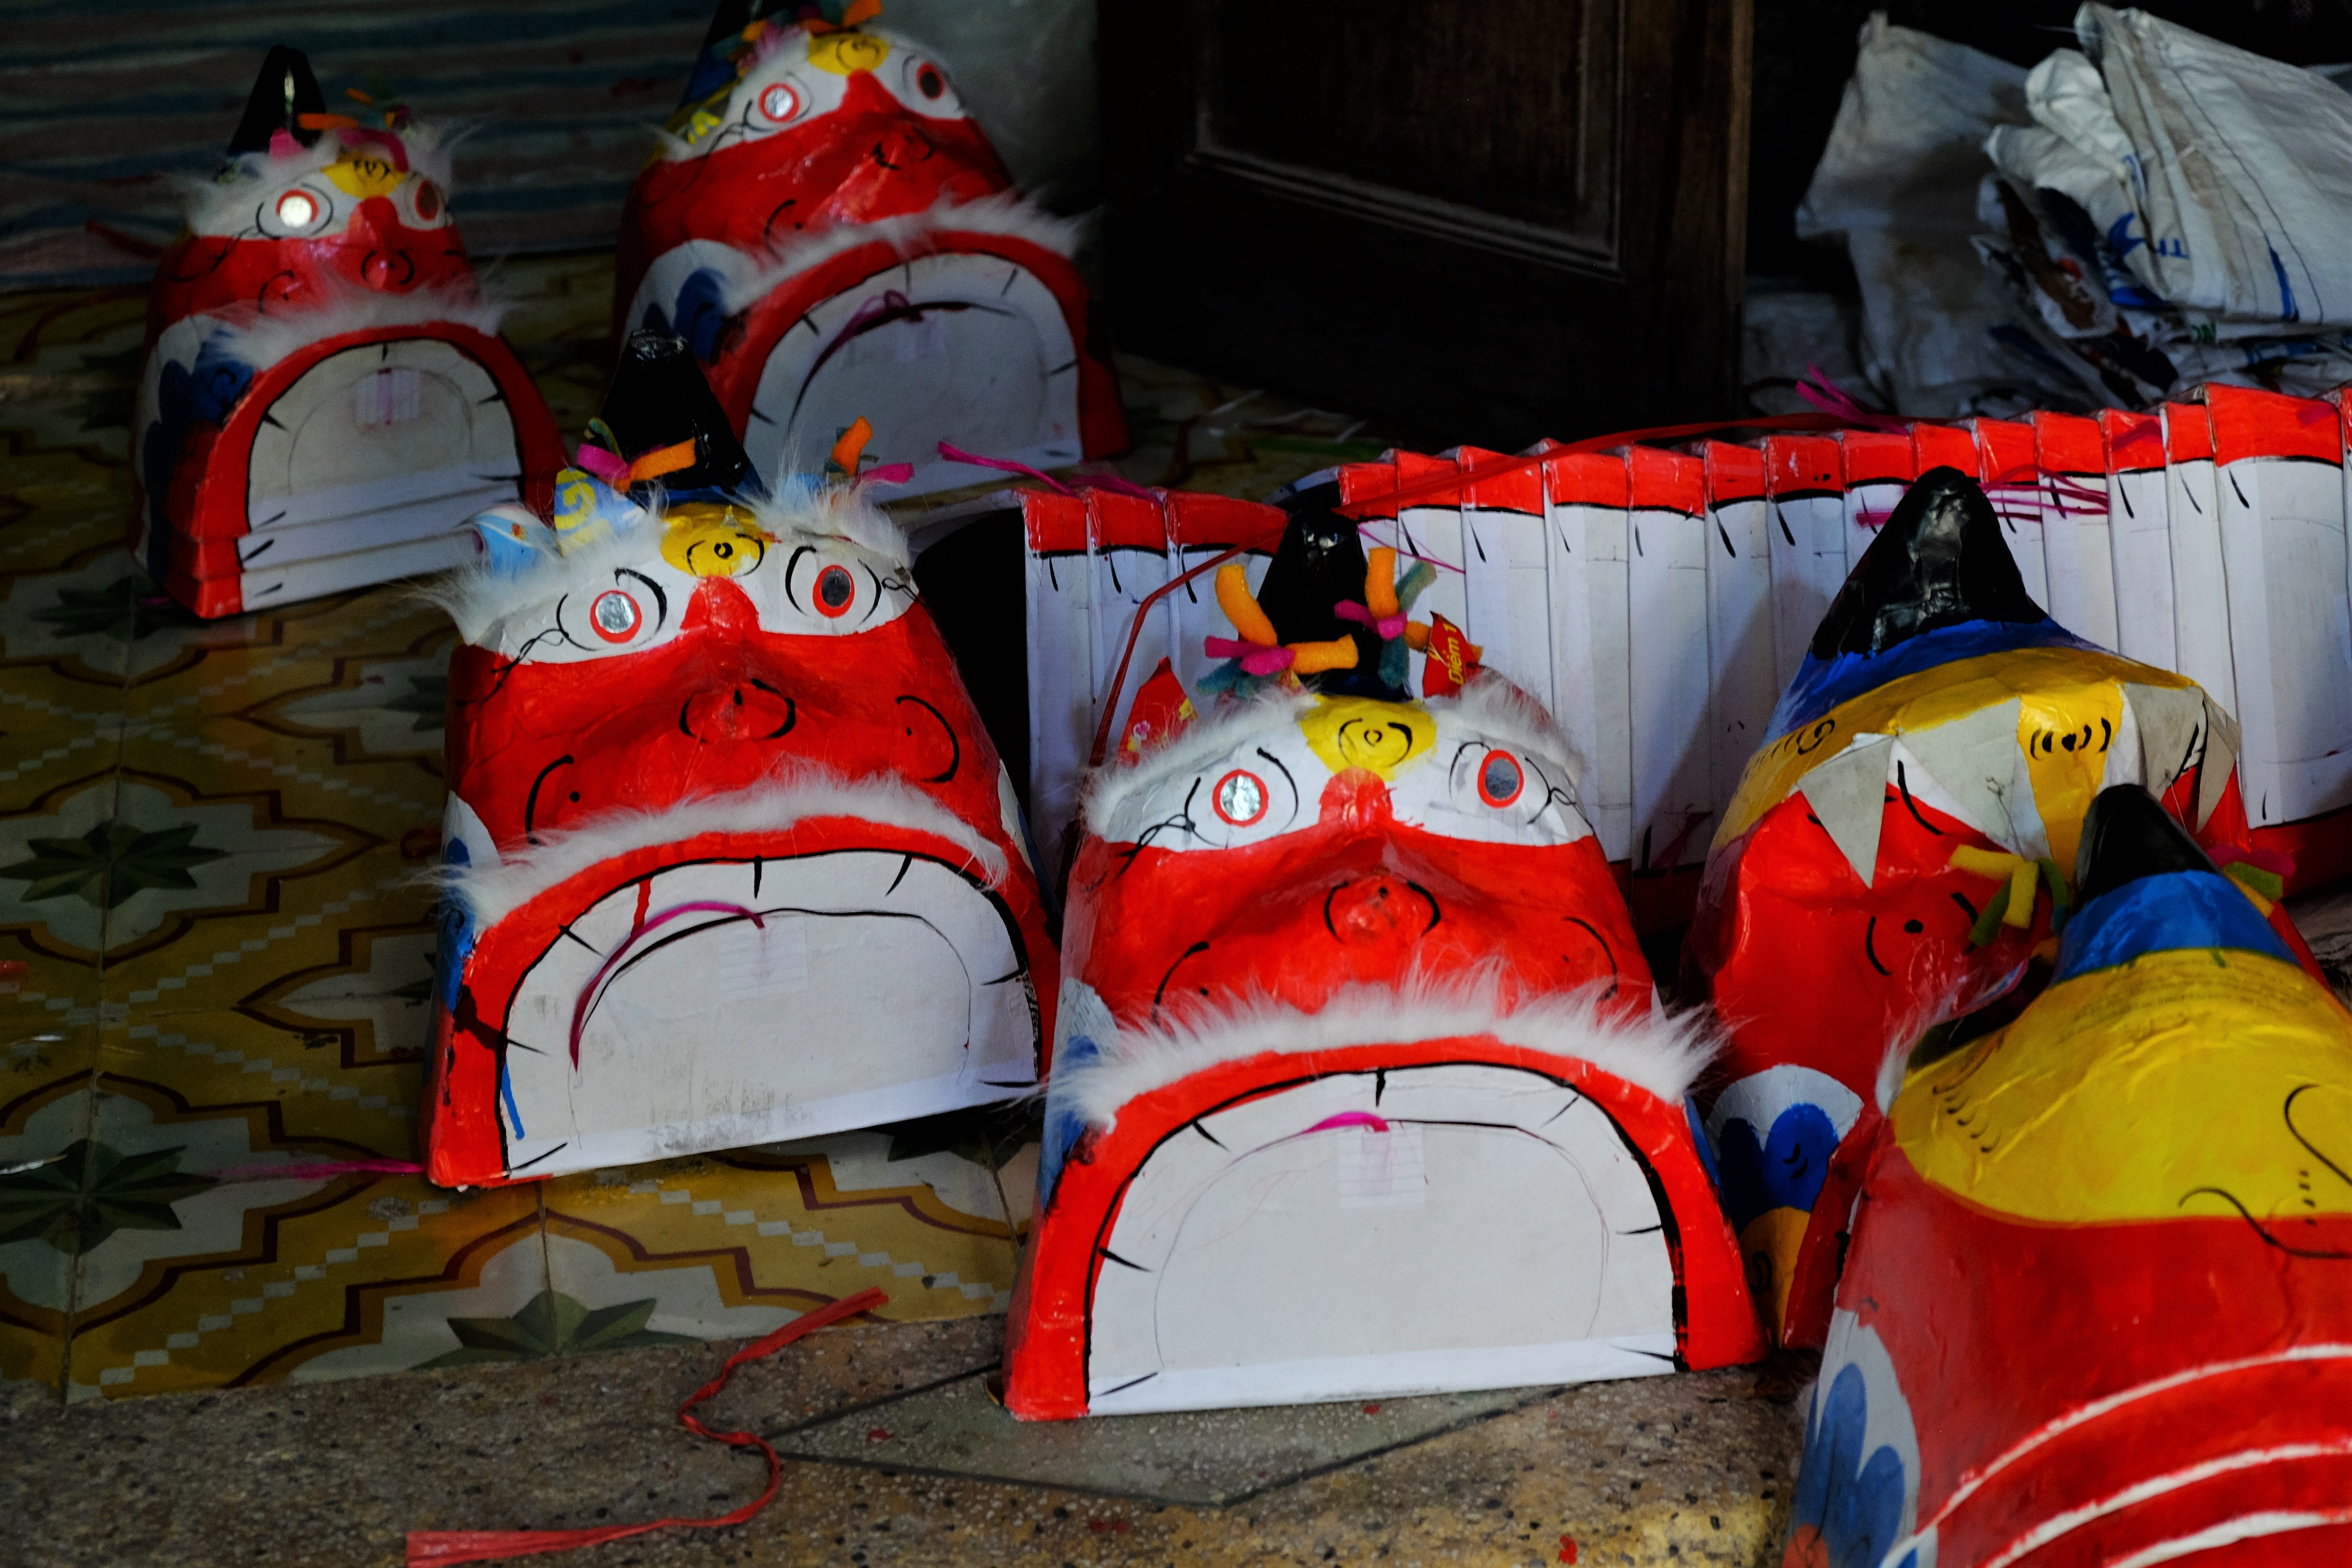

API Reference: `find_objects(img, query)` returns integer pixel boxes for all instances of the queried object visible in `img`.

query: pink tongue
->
[1303,1111,1390,1135]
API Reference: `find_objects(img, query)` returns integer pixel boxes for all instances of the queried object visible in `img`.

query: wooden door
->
[1098,0,1753,450]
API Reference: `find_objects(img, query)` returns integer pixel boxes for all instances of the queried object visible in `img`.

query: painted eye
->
[589,589,643,643]
[814,563,855,618]
[759,82,804,124]
[917,64,945,99]
[275,190,318,227]
[411,179,442,220]
[1213,769,1268,827]
[1476,750,1523,808]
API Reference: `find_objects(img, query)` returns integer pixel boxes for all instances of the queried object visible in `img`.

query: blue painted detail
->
[1789,1363,1909,1568]
[1767,617,2095,741]
[672,267,732,363]
[2270,245,2300,323]
[2053,869,2291,983]
[142,336,254,574]
[434,839,476,1013]
[1684,1096,1722,1194]
[1035,1033,1101,1213]
[2106,210,2145,258]
[498,1059,526,1139]
[1715,1102,1840,1231]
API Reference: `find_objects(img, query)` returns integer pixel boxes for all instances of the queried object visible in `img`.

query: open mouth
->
[490,846,1037,1176]
[743,251,1080,495]
[245,337,522,560]
[1082,1062,1676,1413]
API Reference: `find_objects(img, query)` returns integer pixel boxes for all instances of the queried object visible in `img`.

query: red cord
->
[1087,542,1250,769]
[404,1287,887,1565]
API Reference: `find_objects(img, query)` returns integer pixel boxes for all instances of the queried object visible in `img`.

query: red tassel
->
[404,1287,887,1565]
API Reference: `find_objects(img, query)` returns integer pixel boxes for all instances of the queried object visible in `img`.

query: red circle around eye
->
[1212,768,1269,827]
[1477,749,1524,808]
[588,589,642,643]
[917,65,945,99]
[814,563,856,618]
[411,180,441,220]
[275,190,318,227]
[760,82,803,123]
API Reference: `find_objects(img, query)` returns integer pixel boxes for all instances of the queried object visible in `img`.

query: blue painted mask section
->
[142,336,255,570]
[1684,1096,1722,1193]
[434,839,476,1013]
[2053,869,2291,983]
[1035,1033,1100,1214]
[1789,1362,1911,1568]
[672,268,733,364]
[1714,1102,1841,1231]
[1767,616,2094,741]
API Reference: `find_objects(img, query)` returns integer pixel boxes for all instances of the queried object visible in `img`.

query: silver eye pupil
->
[593,593,636,634]
[1479,752,1522,806]
[1216,772,1264,823]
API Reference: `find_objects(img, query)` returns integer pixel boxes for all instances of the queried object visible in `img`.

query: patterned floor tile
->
[96,723,441,1015]
[0,1054,98,1398]
[63,1062,541,1399]
[539,1119,1022,1342]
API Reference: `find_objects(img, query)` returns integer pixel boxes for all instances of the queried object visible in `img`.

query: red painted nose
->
[873,123,935,171]
[679,680,798,745]
[1323,873,1435,949]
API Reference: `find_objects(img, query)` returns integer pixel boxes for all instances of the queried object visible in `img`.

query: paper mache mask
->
[612,0,1125,495]
[1682,466,2321,1338]
[1778,784,2352,1568]
[1003,482,1764,1419]
[418,334,1054,1186]
[132,46,563,619]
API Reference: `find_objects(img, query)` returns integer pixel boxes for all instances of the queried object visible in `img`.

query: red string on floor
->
[404,1287,889,1566]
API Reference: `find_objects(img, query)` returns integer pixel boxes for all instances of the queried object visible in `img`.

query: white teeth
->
[2122,683,2205,800]
[2200,697,2241,830]
[1799,735,1895,886]
[1896,698,2038,858]
[2102,695,2145,794]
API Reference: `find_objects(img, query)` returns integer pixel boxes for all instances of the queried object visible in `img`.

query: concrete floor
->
[2,1315,1808,1568]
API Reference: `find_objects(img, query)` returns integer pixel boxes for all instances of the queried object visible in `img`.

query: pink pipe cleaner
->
[933,442,1158,500]
[1796,364,1910,431]
[572,902,766,1066]
[572,445,630,487]
[1333,600,1407,639]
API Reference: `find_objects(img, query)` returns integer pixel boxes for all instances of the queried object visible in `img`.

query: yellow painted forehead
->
[661,501,772,578]
[1299,698,1434,781]
[321,149,406,198]
[807,31,890,74]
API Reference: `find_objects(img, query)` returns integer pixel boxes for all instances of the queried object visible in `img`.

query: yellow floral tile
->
[120,579,460,716]
[0,1056,98,1396]
[540,1127,1020,1340]
[62,1070,541,1399]
[100,1008,424,1164]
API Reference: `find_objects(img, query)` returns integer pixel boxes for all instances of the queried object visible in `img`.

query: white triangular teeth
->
[1891,698,2035,861]
[1799,735,1894,886]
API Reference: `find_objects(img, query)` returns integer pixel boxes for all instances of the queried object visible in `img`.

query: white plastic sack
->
[1798,15,2065,415]
[2077,2,2352,327]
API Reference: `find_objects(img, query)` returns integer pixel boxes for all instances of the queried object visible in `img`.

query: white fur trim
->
[1082,687,1314,834]
[1081,674,1586,839]
[177,122,459,238]
[716,192,1084,316]
[1447,672,1588,798]
[207,275,508,377]
[417,480,908,646]
[1053,973,1714,1131]
[445,769,1008,929]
